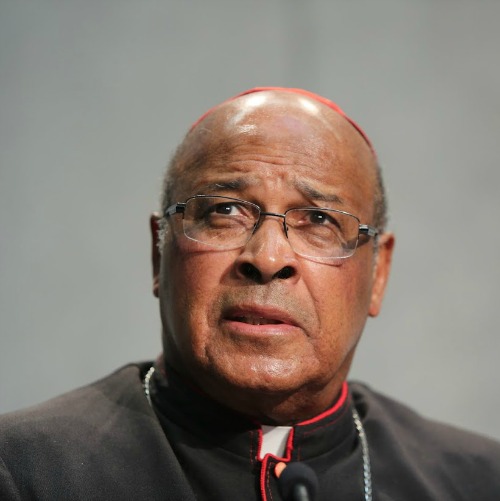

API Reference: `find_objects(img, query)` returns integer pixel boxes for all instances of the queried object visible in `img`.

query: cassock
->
[1,362,499,500]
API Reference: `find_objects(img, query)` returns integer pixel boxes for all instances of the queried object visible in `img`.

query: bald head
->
[190,87,375,154]
[154,89,394,421]
[161,89,387,232]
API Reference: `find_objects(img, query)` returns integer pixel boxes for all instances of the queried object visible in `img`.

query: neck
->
[160,357,348,425]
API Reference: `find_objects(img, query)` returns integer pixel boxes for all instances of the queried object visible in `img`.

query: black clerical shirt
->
[1,362,499,500]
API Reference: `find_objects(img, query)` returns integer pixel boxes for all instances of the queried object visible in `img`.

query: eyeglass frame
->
[164,194,379,259]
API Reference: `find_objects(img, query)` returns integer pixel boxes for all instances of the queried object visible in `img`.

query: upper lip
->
[223,304,299,326]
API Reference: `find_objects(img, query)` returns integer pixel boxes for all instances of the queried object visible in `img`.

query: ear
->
[368,232,395,317]
[150,213,162,298]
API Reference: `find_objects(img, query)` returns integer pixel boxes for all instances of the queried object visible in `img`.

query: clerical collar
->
[260,425,292,457]
[148,360,357,462]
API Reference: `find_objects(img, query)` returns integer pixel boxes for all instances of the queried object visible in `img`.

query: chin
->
[210,359,317,396]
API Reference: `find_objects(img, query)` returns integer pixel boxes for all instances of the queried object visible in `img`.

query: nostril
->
[273,266,295,280]
[240,262,263,283]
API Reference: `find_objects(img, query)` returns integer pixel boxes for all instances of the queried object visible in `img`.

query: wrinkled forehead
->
[166,91,378,220]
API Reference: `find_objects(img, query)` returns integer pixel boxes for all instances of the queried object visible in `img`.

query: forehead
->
[173,92,376,211]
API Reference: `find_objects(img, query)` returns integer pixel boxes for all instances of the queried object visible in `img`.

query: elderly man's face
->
[153,93,393,422]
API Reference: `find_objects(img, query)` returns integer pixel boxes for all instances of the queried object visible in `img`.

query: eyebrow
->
[293,180,344,205]
[198,178,344,206]
[200,180,250,193]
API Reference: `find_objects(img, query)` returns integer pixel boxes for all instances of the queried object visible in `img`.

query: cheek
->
[306,260,374,346]
[161,244,234,338]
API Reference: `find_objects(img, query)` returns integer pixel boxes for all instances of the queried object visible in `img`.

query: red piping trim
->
[284,427,295,460]
[297,381,349,426]
[189,86,375,156]
[257,382,348,500]
[260,455,270,501]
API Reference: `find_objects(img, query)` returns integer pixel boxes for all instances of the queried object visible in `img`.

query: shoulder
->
[0,362,152,436]
[0,362,181,500]
[0,363,155,456]
[351,381,500,452]
[350,382,500,498]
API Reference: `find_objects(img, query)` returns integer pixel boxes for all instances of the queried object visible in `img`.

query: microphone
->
[277,462,319,501]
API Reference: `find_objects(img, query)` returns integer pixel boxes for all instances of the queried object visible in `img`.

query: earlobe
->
[150,213,162,298]
[368,232,395,317]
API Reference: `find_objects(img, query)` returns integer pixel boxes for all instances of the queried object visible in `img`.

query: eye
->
[196,200,257,232]
[213,203,239,215]
[208,202,244,216]
[307,210,340,228]
[287,209,346,237]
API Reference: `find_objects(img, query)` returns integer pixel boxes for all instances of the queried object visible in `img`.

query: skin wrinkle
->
[177,147,362,215]
[164,95,355,202]
[152,90,394,424]
[161,134,387,234]
[192,177,345,210]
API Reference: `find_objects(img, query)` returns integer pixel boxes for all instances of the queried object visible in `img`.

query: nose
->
[234,216,300,284]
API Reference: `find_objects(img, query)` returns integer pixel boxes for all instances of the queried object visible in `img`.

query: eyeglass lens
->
[181,196,360,259]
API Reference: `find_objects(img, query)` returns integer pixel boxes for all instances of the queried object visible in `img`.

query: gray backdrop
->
[1,1,499,441]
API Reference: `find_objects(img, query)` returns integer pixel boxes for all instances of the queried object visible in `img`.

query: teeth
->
[234,316,282,325]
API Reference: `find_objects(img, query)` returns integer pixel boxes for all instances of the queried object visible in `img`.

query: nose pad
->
[235,217,299,283]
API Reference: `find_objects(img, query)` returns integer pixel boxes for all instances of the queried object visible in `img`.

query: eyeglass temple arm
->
[165,203,186,217]
[359,225,379,238]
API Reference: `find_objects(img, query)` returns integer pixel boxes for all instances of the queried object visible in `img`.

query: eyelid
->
[195,195,356,221]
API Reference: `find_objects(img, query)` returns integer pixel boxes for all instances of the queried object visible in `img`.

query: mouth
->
[223,305,299,330]
[229,315,284,326]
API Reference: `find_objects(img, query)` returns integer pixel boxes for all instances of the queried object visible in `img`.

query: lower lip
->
[222,319,299,337]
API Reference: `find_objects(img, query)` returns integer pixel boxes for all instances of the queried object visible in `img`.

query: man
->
[1,87,499,500]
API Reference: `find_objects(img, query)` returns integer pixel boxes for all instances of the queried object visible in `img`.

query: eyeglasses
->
[164,195,379,261]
